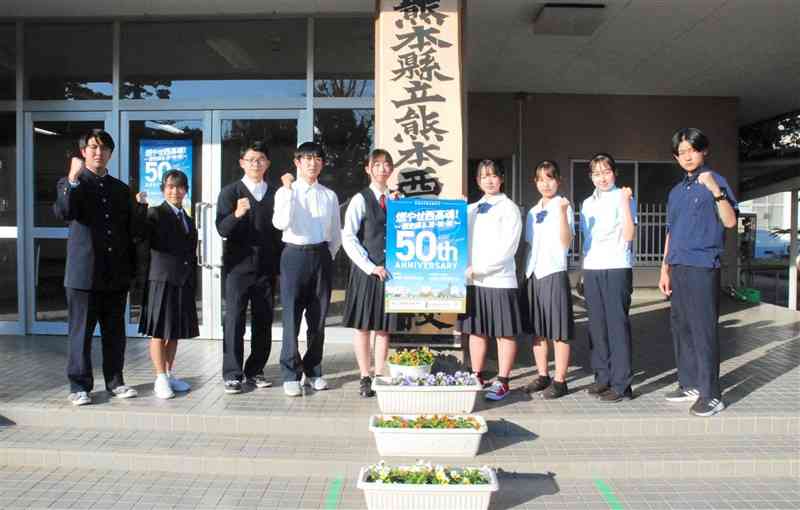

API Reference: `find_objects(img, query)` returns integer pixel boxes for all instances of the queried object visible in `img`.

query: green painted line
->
[594,478,624,510]
[324,476,344,510]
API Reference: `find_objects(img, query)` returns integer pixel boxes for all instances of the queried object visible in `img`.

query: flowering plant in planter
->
[374,415,481,430]
[390,371,477,387]
[388,346,435,366]
[365,460,490,485]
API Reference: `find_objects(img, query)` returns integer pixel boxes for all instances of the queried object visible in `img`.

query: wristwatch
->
[714,190,727,202]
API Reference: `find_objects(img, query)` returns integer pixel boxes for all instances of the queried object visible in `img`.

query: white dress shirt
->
[524,195,575,279]
[467,193,523,289]
[241,177,267,202]
[342,184,389,276]
[272,178,342,259]
[580,186,637,270]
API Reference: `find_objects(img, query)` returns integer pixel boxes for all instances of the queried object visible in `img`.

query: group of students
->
[57,126,736,418]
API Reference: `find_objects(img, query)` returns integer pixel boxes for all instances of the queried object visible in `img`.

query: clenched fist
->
[135,191,148,205]
[281,173,295,189]
[234,197,251,218]
[67,157,83,183]
[619,186,633,202]
[697,172,720,195]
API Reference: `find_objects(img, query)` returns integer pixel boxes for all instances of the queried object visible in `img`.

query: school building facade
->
[0,0,797,339]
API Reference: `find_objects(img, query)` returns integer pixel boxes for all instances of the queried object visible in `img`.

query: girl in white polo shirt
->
[522,160,575,399]
[580,153,636,403]
[458,160,523,401]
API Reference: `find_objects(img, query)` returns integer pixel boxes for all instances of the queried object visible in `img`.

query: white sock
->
[156,373,169,381]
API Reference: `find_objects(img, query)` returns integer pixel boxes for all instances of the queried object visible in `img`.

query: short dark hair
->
[161,169,189,191]
[588,152,617,174]
[476,159,505,179]
[240,140,270,159]
[294,141,325,160]
[671,128,709,155]
[366,148,393,167]
[534,159,560,181]
[79,129,115,152]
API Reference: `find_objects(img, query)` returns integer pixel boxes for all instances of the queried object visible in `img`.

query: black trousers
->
[670,265,721,400]
[65,288,127,393]
[279,244,333,382]
[583,268,633,394]
[222,271,275,382]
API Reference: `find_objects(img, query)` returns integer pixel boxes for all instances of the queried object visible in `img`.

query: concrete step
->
[1,401,797,439]
[0,425,796,480]
[2,465,799,510]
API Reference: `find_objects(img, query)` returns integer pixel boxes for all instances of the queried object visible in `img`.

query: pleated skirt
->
[457,285,524,338]
[521,270,575,341]
[138,280,199,340]
[342,267,400,332]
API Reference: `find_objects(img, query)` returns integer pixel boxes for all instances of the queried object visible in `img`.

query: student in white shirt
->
[580,153,636,403]
[273,142,342,397]
[522,160,575,399]
[341,149,398,398]
[457,160,523,401]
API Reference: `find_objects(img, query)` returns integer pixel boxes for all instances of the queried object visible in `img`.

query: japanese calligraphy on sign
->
[376,0,464,199]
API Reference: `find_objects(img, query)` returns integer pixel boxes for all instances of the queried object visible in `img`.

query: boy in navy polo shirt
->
[659,128,737,417]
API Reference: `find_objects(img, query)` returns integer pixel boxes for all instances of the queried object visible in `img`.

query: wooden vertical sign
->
[375,0,465,199]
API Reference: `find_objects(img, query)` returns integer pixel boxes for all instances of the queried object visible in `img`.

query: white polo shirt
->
[524,195,574,279]
[580,186,637,270]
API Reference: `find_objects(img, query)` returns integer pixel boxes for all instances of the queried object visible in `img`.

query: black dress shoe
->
[526,375,551,393]
[542,380,568,399]
[359,376,375,398]
[587,382,610,396]
[598,387,634,403]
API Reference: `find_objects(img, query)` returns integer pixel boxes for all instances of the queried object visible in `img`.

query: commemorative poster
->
[138,139,193,211]
[385,198,467,314]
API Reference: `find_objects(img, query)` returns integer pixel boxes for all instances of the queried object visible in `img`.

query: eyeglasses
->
[242,158,267,165]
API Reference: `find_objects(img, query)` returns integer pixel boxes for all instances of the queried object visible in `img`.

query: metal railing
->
[569,203,668,267]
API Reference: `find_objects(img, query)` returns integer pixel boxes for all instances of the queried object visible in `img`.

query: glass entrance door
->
[208,110,299,339]
[25,112,114,335]
[122,111,212,337]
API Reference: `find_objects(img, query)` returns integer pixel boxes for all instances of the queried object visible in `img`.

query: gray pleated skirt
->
[457,285,524,338]
[138,280,199,340]
[342,266,401,332]
[521,270,575,341]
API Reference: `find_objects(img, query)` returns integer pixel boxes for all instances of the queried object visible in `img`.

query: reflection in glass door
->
[25,112,112,334]
[0,112,21,333]
[122,112,212,338]
[210,111,299,339]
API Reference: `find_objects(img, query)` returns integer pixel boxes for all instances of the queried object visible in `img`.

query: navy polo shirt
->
[666,167,737,268]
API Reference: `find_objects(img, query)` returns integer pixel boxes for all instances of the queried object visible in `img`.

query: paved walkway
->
[0,294,798,509]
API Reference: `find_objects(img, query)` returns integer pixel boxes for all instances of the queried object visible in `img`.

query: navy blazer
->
[53,168,146,292]
[141,202,198,287]
[215,180,283,276]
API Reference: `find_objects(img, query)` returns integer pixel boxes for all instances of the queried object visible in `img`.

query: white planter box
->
[372,377,482,414]
[369,415,487,457]
[357,466,498,510]
[387,362,433,378]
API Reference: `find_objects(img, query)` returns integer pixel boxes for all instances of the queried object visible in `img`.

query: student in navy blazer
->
[216,141,283,394]
[137,169,199,400]
[53,129,147,406]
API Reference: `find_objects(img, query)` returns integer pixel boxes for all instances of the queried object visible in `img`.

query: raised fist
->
[234,197,251,218]
[281,173,295,189]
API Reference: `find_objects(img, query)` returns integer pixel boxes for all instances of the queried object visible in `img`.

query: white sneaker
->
[154,376,175,400]
[168,376,191,392]
[304,376,328,391]
[110,385,138,399]
[68,391,91,406]
[283,381,302,397]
